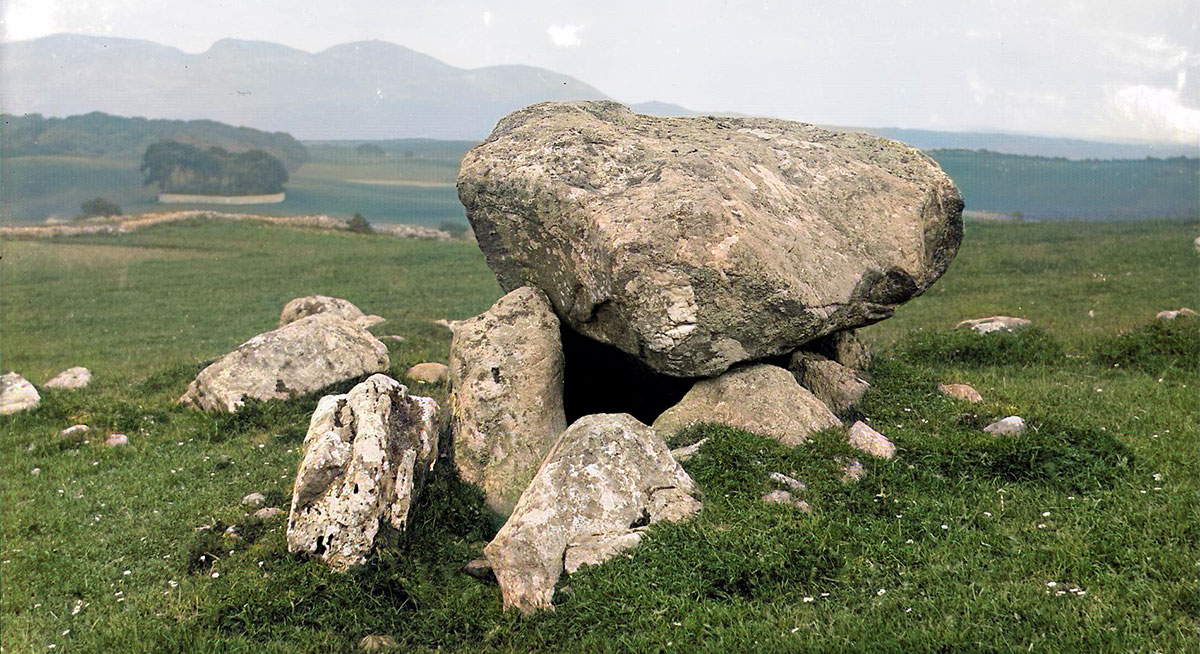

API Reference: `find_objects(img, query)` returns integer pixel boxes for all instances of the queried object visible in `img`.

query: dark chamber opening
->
[560,326,694,425]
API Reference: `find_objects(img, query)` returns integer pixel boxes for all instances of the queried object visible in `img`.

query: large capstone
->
[449,287,567,516]
[287,374,438,570]
[179,314,389,412]
[651,364,841,446]
[459,101,963,377]
[484,413,700,613]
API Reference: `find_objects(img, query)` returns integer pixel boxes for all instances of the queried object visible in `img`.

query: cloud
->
[2,0,59,41]
[1110,84,1200,143]
[547,23,582,48]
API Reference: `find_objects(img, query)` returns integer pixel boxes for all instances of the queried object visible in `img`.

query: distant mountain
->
[0,34,613,140]
[864,128,1196,160]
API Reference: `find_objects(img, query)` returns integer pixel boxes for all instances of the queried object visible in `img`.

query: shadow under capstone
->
[560,326,695,425]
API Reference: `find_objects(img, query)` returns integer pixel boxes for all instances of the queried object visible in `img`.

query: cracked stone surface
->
[484,413,700,613]
[459,101,963,376]
[279,295,385,330]
[287,374,438,571]
[179,314,389,413]
[45,366,91,389]
[1,372,40,414]
[450,287,566,516]
[651,364,841,446]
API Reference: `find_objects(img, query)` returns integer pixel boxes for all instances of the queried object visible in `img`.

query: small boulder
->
[405,362,449,384]
[769,471,806,492]
[105,433,128,447]
[61,424,90,437]
[449,287,567,515]
[287,374,438,571]
[254,507,283,520]
[652,364,840,446]
[847,421,895,459]
[0,372,40,415]
[809,329,872,371]
[463,558,495,581]
[761,489,810,512]
[279,295,385,330]
[788,351,870,415]
[485,413,700,613]
[984,416,1026,436]
[1155,308,1198,321]
[242,492,266,507]
[44,367,91,390]
[938,383,983,403]
[179,314,389,413]
[669,437,709,462]
[358,634,399,652]
[955,316,1032,334]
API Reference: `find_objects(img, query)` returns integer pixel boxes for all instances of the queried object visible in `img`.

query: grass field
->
[1,218,1197,652]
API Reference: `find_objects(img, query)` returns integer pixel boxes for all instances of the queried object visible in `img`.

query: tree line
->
[141,141,289,195]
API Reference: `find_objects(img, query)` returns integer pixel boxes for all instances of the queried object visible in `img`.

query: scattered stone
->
[358,634,399,652]
[459,101,964,377]
[287,374,438,571]
[381,335,406,343]
[278,295,385,330]
[485,413,700,613]
[60,424,90,437]
[984,416,1027,436]
[253,507,283,520]
[840,458,866,483]
[847,421,895,459]
[669,437,709,462]
[955,316,1032,334]
[0,372,40,415]
[1155,307,1198,321]
[179,314,389,413]
[105,433,128,447]
[405,362,449,384]
[652,364,840,446]
[761,489,811,512]
[242,492,266,507]
[31,467,41,475]
[44,367,91,390]
[769,471,806,492]
[788,351,870,415]
[432,318,457,331]
[938,383,983,403]
[463,558,495,581]
[1194,235,1200,252]
[449,287,567,515]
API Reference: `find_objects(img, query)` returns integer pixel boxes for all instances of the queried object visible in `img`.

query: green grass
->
[1,218,1196,652]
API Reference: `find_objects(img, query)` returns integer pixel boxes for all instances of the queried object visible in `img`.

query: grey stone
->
[287,374,438,571]
[60,424,90,437]
[179,314,389,413]
[847,421,895,459]
[449,287,567,515]
[769,471,806,492]
[788,351,870,415]
[840,458,866,483]
[984,416,1027,436]
[279,295,384,330]
[242,492,266,507]
[652,364,841,446]
[0,372,40,415]
[405,362,449,384]
[254,507,283,520]
[105,433,128,447]
[669,437,709,462]
[938,383,983,403]
[45,367,91,389]
[484,413,700,613]
[459,101,963,376]
[761,489,811,512]
[358,635,399,652]
[955,316,1032,334]
[463,558,495,581]
[1155,307,1198,321]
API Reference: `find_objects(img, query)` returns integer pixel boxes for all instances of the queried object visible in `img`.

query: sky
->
[2,0,1197,144]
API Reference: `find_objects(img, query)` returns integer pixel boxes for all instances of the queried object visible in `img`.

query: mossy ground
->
[1,219,1196,652]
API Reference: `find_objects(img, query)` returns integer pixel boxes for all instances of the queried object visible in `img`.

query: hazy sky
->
[3,0,1197,144]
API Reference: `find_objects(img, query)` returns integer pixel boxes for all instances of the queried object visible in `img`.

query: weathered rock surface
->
[761,489,811,512]
[45,367,91,389]
[1155,307,1198,321]
[938,383,983,403]
[809,329,872,371]
[449,287,567,515]
[651,364,840,446]
[179,314,389,413]
[287,374,438,570]
[669,437,709,462]
[984,415,1027,436]
[847,421,895,459]
[405,362,449,384]
[459,101,964,377]
[279,295,385,330]
[788,351,870,415]
[484,413,700,613]
[0,373,40,415]
[955,316,1032,333]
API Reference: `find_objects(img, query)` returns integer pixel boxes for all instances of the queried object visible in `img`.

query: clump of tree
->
[347,213,374,234]
[78,197,122,218]
[140,140,289,195]
[355,143,387,158]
